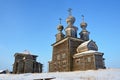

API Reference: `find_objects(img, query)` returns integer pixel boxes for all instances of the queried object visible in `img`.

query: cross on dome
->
[23,50,31,54]
[81,15,84,22]
[68,8,72,16]
[57,18,64,32]
[59,18,62,24]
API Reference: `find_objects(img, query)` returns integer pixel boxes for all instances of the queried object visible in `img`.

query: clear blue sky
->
[0,0,120,72]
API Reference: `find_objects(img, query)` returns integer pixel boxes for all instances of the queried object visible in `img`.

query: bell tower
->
[65,8,78,38]
[49,9,83,72]
[55,18,65,42]
[80,15,90,41]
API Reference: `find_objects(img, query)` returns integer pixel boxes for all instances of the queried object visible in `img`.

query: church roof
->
[76,40,98,53]
[78,40,91,47]
[52,37,83,46]
[14,50,38,57]
[73,50,103,58]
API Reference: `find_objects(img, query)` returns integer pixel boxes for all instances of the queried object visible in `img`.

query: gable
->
[76,40,98,53]
[87,41,98,51]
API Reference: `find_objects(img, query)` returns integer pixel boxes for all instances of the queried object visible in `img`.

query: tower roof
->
[57,18,64,32]
[80,15,87,29]
[76,40,98,53]
[79,15,90,41]
[66,8,75,26]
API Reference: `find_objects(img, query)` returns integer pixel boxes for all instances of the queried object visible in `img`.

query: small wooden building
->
[13,50,42,74]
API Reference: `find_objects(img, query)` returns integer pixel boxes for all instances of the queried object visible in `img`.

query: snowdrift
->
[0,68,120,80]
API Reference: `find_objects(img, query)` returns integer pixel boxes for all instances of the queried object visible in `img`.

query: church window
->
[75,59,80,64]
[71,30,75,37]
[76,60,79,63]
[57,61,60,65]
[62,53,66,59]
[62,60,67,65]
[57,54,60,60]
[87,57,91,62]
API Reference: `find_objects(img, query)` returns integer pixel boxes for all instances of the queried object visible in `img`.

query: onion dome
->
[80,22,87,29]
[57,24,64,32]
[56,18,65,41]
[57,18,64,32]
[66,8,75,26]
[80,15,87,29]
[66,16,75,26]
[79,15,90,41]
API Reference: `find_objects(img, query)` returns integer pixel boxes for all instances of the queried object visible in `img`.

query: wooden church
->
[49,9,105,72]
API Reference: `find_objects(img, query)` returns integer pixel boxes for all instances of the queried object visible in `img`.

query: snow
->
[78,40,91,47]
[76,40,91,53]
[0,68,120,80]
[76,50,100,55]
[73,50,102,58]
[80,50,99,54]
[77,50,98,54]
[0,70,4,73]
[23,50,31,55]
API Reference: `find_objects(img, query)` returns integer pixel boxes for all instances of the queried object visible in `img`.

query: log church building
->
[49,9,105,72]
[13,50,42,74]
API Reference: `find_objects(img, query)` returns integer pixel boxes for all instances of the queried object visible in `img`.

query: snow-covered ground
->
[0,68,120,80]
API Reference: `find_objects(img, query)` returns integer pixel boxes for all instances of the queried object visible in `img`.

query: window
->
[75,59,80,64]
[62,53,66,59]
[76,60,79,63]
[87,57,91,62]
[57,54,60,60]
[71,30,75,37]
[62,60,67,65]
